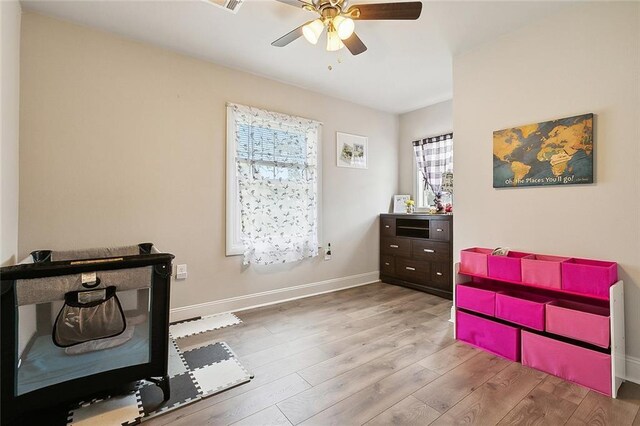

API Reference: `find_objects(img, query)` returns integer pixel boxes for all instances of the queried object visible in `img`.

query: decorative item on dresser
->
[379,214,453,299]
[392,195,410,213]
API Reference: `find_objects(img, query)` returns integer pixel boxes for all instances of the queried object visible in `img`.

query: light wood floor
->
[149,282,640,426]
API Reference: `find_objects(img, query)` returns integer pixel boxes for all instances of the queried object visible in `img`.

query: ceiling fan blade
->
[271,23,307,47]
[343,32,367,55]
[348,2,422,20]
[274,0,313,8]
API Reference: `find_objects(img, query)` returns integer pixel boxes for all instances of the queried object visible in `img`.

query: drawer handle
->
[390,244,399,248]
[436,272,443,276]
[384,262,390,266]
[423,249,435,253]
[436,228,443,232]
[405,267,416,271]
[385,225,390,228]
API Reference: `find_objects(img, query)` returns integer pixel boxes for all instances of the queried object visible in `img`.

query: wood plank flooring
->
[149,282,640,426]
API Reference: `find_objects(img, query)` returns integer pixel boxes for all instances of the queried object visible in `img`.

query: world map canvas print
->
[493,113,593,188]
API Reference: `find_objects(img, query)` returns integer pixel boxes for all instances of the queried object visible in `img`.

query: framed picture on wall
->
[493,113,594,188]
[393,195,411,213]
[337,132,368,169]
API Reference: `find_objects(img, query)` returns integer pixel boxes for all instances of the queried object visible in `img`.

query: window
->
[226,103,321,265]
[413,133,453,208]
[416,172,453,208]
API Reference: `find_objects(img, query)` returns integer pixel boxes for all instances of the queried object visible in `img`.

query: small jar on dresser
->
[379,213,453,299]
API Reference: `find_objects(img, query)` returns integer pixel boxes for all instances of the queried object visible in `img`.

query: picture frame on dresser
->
[392,195,411,213]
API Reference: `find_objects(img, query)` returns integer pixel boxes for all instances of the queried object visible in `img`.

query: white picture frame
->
[337,132,368,169]
[393,195,411,213]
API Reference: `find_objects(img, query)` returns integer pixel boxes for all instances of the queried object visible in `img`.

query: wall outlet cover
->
[176,264,188,280]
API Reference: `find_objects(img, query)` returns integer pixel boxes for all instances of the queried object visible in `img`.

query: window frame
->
[225,104,322,257]
[226,109,244,256]
[412,134,454,210]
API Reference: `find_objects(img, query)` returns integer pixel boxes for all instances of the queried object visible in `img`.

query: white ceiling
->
[21,0,573,114]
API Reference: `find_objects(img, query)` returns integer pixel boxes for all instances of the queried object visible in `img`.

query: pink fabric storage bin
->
[521,255,570,289]
[457,310,520,361]
[561,258,618,298]
[495,291,552,331]
[487,251,533,282]
[456,282,497,316]
[460,248,492,276]
[522,331,611,396]
[546,300,610,348]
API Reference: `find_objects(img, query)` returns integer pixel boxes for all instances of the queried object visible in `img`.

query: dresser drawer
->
[429,220,451,241]
[381,217,395,237]
[396,257,430,284]
[381,237,411,257]
[381,255,395,275]
[412,240,450,261]
[430,262,451,289]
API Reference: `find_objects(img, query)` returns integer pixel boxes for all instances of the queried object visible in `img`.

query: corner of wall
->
[0,0,22,266]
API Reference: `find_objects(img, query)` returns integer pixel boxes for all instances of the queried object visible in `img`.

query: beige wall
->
[1,0,21,266]
[398,100,452,196]
[453,2,640,375]
[19,12,399,318]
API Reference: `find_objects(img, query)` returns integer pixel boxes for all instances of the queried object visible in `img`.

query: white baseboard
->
[626,355,640,385]
[170,271,380,322]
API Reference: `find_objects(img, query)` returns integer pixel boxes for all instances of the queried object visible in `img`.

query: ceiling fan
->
[272,0,422,55]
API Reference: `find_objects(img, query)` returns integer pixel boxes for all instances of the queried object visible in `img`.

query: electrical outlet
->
[176,264,188,280]
[324,243,332,261]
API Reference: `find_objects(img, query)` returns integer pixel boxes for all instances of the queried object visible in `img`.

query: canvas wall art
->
[493,113,594,188]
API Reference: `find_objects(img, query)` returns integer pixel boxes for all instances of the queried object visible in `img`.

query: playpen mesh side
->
[14,262,154,395]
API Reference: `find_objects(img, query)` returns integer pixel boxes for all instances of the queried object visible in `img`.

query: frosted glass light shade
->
[333,15,355,40]
[326,29,344,51]
[302,19,324,45]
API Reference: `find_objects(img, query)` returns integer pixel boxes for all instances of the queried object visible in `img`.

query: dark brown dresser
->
[379,213,453,299]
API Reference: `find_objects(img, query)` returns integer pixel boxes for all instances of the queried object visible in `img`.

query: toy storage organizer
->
[455,248,625,397]
[1,243,174,424]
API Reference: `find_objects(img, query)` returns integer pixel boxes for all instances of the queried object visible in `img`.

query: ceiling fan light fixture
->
[326,27,344,51]
[333,15,355,40]
[302,19,324,45]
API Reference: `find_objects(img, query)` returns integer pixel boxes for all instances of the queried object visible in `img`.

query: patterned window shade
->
[413,133,453,194]
[228,103,321,266]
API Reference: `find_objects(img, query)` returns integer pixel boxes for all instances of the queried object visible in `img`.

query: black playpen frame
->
[0,246,174,424]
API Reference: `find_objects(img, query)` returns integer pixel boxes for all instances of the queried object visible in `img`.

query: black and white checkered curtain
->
[413,133,453,193]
